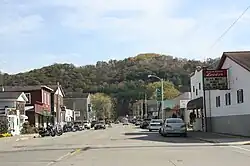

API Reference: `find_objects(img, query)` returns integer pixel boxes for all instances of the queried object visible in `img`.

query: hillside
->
[2,54,219,116]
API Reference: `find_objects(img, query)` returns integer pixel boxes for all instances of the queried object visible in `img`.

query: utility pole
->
[144,93,147,118]
[161,79,164,120]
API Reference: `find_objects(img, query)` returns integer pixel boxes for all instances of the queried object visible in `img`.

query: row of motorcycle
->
[38,123,79,137]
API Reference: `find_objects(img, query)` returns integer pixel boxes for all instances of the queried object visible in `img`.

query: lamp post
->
[148,75,164,121]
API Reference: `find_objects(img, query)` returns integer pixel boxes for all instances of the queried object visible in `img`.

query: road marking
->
[230,145,250,152]
[70,148,81,156]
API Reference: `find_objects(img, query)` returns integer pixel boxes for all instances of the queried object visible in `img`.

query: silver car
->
[148,119,162,131]
[160,118,187,137]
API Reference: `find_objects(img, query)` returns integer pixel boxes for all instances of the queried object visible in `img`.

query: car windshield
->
[151,120,162,123]
[166,119,183,123]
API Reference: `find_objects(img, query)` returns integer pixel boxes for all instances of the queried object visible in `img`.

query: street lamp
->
[148,75,164,121]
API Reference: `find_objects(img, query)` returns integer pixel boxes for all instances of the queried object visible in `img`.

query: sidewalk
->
[0,133,39,142]
[189,131,250,145]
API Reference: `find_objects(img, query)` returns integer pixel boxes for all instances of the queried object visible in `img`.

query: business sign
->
[203,69,228,90]
[179,100,189,109]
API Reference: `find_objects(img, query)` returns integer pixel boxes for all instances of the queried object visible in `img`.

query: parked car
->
[83,120,91,129]
[140,119,151,129]
[159,118,187,137]
[148,119,163,132]
[94,121,106,130]
[135,120,142,126]
[114,120,120,124]
[91,120,98,128]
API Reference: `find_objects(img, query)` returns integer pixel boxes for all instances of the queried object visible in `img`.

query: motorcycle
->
[38,125,56,137]
[54,125,63,136]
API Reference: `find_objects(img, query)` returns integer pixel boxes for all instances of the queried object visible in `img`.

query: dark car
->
[135,120,142,126]
[94,121,106,130]
[91,120,98,128]
[140,119,151,129]
[74,121,84,131]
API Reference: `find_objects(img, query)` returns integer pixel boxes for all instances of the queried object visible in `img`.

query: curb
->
[193,137,220,143]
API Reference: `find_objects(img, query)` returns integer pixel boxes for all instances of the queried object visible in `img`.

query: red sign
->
[203,69,228,90]
[204,69,227,77]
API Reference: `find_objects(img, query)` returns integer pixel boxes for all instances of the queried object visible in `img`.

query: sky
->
[0,0,250,74]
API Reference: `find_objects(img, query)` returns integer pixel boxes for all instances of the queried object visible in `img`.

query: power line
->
[209,5,250,49]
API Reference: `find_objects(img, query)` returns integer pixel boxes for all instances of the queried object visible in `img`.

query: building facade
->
[0,92,28,135]
[4,86,53,128]
[48,84,65,125]
[207,51,250,136]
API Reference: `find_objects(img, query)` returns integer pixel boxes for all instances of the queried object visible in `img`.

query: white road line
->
[230,145,250,152]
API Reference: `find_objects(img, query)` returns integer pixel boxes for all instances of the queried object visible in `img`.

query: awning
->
[187,97,203,110]
[25,106,34,111]
[20,115,28,119]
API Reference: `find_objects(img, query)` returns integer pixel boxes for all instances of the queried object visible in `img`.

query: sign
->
[203,69,228,90]
[74,111,80,117]
[179,100,189,109]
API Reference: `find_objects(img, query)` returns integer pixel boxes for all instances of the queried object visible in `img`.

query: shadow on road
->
[124,130,203,143]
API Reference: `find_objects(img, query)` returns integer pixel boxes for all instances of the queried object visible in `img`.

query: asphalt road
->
[1,124,250,166]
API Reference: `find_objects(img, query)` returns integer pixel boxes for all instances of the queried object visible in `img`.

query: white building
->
[187,66,205,131]
[0,92,28,135]
[188,51,250,136]
[65,108,74,122]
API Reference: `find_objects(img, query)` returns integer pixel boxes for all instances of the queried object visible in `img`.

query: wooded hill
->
[2,54,219,116]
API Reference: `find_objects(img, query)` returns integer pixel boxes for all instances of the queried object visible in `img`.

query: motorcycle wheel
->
[51,131,56,137]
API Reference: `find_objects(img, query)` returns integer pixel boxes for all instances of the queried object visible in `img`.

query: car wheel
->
[149,129,152,132]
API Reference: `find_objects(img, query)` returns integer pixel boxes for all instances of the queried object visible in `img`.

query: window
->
[25,93,31,104]
[199,83,201,90]
[193,86,195,92]
[196,89,198,96]
[237,89,244,103]
[225,93,231,105]
[216,96,220,107]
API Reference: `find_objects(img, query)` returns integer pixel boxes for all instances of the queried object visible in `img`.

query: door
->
[8,116,20,135]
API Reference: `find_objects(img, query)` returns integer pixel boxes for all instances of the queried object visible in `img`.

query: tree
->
[146,81,180,100]
[91,93,114,119]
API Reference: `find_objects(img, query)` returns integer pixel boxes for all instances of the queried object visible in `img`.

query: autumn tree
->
[146,81,180,100]
[91,93,114,120]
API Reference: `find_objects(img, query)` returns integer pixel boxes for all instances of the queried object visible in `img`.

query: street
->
[1,124,250,166]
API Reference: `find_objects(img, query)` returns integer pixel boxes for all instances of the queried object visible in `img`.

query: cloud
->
[1,0,250,73]
[0,15,44,36]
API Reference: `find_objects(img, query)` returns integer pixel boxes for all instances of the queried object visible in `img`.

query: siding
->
[210,57,250,117]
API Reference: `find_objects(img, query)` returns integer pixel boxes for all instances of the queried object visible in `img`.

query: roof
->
[0,92,23,100]
[47,84,65,96]
[4,85,54,92]
[217,51,250,71]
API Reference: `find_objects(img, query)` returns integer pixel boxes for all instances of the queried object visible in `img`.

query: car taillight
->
[166,125,171,128]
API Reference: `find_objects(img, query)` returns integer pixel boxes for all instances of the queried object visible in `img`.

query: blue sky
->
[0,0,250,74]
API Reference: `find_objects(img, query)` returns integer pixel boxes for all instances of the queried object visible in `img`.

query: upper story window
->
[193,86,195,92]
[225,93,231,106]
[199,83,201,90]
[216,96,220,107]
[25,93,31,104]
[195,89,198,96]
[237,89,244,104]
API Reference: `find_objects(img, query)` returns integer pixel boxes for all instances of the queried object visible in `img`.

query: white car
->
[160,118,187,137]
[83,120,91,129]
[148,119,163,131]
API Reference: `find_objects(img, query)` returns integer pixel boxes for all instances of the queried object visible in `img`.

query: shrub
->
[21,122,37,134]
[0,117,8,134]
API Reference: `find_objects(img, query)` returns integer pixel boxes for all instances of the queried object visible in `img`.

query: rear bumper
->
[148,126,161,130]
[163,129,187,134]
